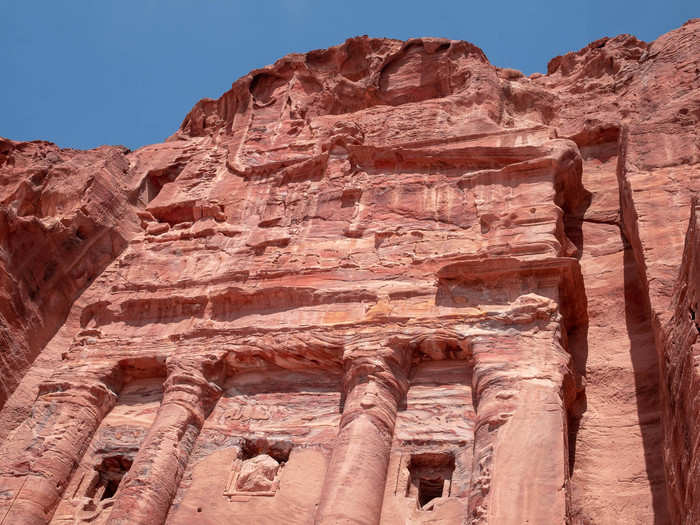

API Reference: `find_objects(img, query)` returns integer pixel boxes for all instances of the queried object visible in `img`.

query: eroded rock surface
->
[0,19,698,525]
[0,140,142,409]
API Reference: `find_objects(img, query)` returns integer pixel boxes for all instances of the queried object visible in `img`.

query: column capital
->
[36,361,122,417]
[162,354,224,424]
[341,341,411,399]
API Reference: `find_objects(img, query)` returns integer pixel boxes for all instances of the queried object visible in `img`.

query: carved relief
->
[224,439,291,500]
[4,18,695,525]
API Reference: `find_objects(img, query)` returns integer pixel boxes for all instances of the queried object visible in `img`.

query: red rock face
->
[0,140,141,409]
[0,19,698,525]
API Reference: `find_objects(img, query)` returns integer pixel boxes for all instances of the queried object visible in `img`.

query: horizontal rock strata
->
[0,18,698,525]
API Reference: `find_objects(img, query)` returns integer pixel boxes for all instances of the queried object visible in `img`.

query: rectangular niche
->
[89,454,133,501]
[71,453,134,504]
[404,453,456,511]
[223,439,292,499]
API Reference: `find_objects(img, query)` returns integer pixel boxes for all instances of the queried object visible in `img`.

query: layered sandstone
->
[0,19,698,525]
[0,140,141,409]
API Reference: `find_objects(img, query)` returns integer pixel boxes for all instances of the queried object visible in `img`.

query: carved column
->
[315,343,410,525]
[0,365,121,525]
[107,355,223,525]
[467,336,573,525]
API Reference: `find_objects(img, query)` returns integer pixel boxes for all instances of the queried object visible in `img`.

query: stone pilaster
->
[467,336,572,525]
[0,365,121,525]
[315,343,410,525]
[106,354,223,525]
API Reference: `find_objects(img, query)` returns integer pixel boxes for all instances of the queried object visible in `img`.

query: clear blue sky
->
[1,1,696,151]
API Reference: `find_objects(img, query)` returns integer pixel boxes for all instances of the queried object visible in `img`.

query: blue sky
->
[1,1,696,151]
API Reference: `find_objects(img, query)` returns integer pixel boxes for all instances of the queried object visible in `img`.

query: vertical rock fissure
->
[567,126,672,523]
[616,133,672,522]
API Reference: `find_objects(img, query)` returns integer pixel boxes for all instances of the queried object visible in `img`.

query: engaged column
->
[0,365,120,525]
[107,355,223,525]
[315,343,410,525]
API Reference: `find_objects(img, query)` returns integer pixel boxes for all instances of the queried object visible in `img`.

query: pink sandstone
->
[0,19,698,524]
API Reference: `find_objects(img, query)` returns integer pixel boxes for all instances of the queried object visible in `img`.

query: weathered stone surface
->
[0,140,141,409]
[0,19,698,525]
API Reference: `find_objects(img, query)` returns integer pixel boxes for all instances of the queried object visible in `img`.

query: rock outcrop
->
[0,19,698,525]
[0,140,141,409]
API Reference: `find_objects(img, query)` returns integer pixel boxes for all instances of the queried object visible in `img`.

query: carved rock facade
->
[0,19,698,525]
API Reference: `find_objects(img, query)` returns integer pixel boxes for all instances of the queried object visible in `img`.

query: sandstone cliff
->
[0,19,698,525]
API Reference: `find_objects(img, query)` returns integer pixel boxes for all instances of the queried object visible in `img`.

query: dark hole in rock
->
[689,307,700,334]
[407,452,455,511]
[142,163,185,204]
[418,477,445,510]
[89,454,133,501]
[341,189,362,208]
[436,42,450,53]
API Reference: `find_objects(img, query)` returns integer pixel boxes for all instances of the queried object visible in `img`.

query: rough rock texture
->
[0,19,698,525]
[0,140,142,409]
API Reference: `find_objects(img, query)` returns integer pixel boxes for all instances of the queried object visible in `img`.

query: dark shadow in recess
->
[622,230,671,524]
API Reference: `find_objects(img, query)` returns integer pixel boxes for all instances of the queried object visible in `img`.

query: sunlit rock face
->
[0,19,698,525]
